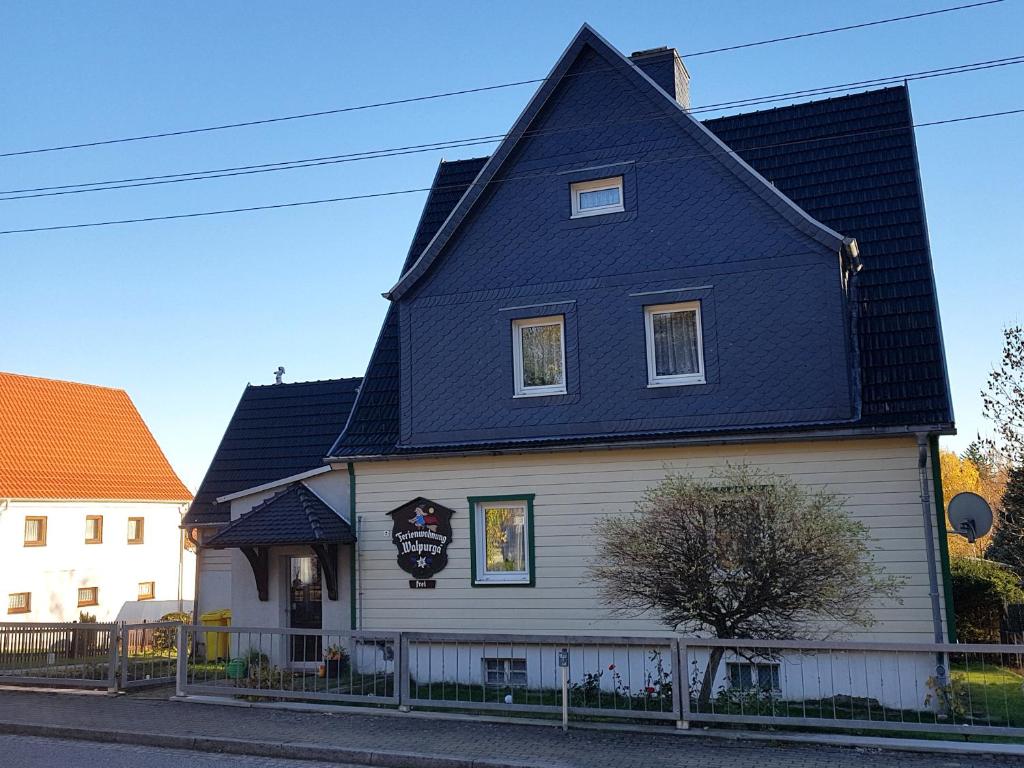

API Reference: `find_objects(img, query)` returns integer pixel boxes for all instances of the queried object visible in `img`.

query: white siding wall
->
[349,437,947,641]
[1,499,194,622]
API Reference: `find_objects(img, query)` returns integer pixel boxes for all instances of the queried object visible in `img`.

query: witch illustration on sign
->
[387,497,456,580]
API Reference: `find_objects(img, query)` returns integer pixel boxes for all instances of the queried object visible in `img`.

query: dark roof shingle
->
[206,482,354,548]
[185,377,361,526]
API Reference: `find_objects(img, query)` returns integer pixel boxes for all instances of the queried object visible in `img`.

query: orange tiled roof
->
[0,372,191,501]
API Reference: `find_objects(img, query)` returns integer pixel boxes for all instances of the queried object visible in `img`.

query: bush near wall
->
[950,555,1024,642]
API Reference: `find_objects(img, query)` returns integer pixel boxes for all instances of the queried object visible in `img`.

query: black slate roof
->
[185,377,361,526]
[328,86,952,458]
[206,482,355,548]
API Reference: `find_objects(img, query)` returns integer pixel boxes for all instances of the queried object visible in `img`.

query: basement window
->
[570,176,624,218]
[727,662,781,692]
[483,657,528,687]
[138,581,155,600]
[78,587,99,607]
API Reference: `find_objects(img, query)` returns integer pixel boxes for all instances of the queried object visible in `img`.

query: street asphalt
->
[0,733,364,768]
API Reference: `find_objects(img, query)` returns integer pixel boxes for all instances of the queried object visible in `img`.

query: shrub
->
[950,555,1024,642]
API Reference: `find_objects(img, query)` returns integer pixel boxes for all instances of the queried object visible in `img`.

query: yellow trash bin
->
[200,609,231,661]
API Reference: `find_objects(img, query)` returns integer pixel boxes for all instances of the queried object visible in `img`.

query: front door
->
[287,555,322,663]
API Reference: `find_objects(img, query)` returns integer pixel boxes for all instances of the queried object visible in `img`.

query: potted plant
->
[323,644,349,678]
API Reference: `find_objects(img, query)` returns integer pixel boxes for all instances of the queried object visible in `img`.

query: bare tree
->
[983,326,1024,466]
[590,466,902,705]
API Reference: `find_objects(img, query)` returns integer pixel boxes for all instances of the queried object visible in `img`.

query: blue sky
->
[3,1,1022,490]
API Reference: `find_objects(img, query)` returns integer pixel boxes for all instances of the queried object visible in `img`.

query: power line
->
[682,0,1005,57]
[0,0,1005,160]
[2,106,1019,236]
[4,54,1022,202]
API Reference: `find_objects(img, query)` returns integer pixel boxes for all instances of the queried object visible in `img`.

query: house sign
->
[387,498,455,583]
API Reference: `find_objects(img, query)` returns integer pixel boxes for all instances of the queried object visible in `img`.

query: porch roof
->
[206,482,354,548]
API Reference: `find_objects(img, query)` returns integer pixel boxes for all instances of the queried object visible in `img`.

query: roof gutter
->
[326,422,955,464]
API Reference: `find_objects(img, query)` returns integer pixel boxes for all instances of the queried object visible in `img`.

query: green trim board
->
[347,462,357,630]
[467,494,536,587]
[929,436,957,643]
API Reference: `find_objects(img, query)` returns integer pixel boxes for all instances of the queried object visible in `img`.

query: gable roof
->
[0,371,190,501]
[327,85,952,460]
[184,377,360,526]
[386,23,851,302]
[206,482,354,548]
[326,158,487,459]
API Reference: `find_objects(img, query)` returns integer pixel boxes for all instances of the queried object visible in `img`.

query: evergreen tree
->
[964,438,997,482]
[987,467,1024,574]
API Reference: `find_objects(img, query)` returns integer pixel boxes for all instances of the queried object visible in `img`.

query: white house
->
[0,372,193,622]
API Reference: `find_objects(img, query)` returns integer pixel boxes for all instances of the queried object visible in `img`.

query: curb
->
[0,720,542,768]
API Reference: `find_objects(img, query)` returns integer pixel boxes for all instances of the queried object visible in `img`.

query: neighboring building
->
[186,26,954,650]
[0,372,193,622]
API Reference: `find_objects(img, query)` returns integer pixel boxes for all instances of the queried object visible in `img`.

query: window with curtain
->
[7,593,30,615]
[128,517,145,544]
[512,316,566,396]
[85,515,103,544]
[23,517,46,546]
[570,176,624,218]
[644,302,705,386]
[473,498,532,584]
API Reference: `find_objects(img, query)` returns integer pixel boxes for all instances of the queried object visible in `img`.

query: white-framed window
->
[570,176,624,218]
[512,316,566,397]
[471,497,533,585]
[483,657,528,687]
[644,301,705,387]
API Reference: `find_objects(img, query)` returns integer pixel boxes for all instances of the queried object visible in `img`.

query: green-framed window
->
[468,495,535,586]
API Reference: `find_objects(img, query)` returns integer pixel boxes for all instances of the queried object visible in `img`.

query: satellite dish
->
[947,492,993,543]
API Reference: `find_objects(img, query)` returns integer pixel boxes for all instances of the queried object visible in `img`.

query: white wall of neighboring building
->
[1,499,194,622]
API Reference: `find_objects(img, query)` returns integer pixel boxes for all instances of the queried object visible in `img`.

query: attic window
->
[570,177,623,218]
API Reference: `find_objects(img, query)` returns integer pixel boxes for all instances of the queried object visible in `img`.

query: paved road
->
[0,734,362,768]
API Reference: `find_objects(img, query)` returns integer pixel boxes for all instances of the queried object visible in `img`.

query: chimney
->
[629,46,690,110]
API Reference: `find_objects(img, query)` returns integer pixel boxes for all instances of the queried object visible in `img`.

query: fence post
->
[106,625,118,693]
[175,625,187,698]
[118,623,129,692]
[398,632,410,711]
[676,640,690,729]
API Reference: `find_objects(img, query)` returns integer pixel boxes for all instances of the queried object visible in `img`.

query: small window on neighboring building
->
[8,593,31,615]
[483,657,527,687]
[24,517,47,547]
[570,176,624,218]
[644,301,705,386]
[138,581,155,600]
[727,662,780,692]
[128,517,145,544]
[471,497,534,585]
[77,587,99,607]
[85,515,103,544]
[512,316,566,397]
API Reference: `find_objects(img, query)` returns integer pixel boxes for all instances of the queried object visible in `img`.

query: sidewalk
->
[0,688,1022,768]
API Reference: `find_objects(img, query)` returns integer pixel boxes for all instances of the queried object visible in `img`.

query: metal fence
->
[119,621,181,689]
[0,622,119,690]
[177,625,400,706]
[400,632,678,720]
[0,621,182,691]
[176,625,1024,737]
[681,637,1024,737]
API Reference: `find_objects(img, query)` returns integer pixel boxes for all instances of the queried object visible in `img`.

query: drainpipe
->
[917,434,945,644]
[918,434,950,700]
